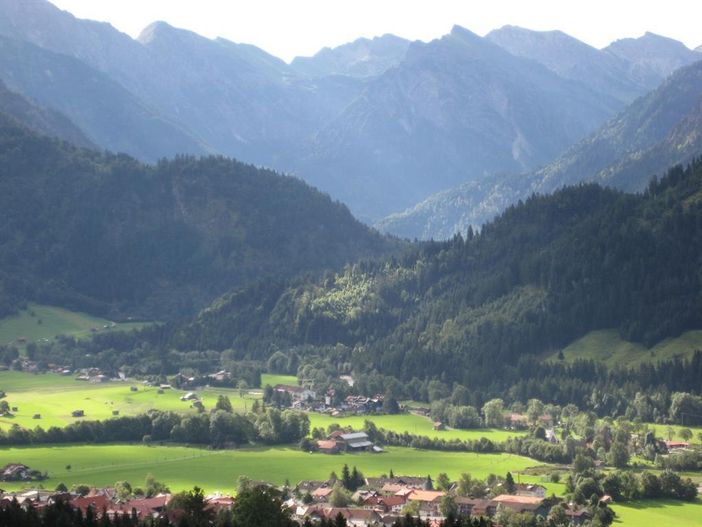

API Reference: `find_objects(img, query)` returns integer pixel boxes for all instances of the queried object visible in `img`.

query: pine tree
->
[505,472,516,494]
[341,464,351,490]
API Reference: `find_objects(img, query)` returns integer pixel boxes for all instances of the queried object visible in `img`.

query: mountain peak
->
[448,24,482,42]
[137,20,179,44]
[604,31,698,85]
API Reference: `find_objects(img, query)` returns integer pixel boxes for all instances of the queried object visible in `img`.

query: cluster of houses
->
[315,431,383,454]
[289,476,592,526]
[272,384,385,416]
[0,476,594,526]
[0,487,232,522]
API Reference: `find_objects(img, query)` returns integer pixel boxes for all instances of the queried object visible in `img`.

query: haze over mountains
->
[0,0,699,223]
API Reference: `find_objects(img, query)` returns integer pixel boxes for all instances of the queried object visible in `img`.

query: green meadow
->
[549,329,702,367]
[260,374,298,388]
[645,423,702,444]
[612,499,702,527]
[308,413,526,442]
[0,371,259,430]
[0,303,147,349]
[0,444,555,494]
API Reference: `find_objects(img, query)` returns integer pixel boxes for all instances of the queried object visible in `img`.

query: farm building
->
[338,432,373,451]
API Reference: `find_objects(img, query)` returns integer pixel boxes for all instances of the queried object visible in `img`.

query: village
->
[0,463,597,527]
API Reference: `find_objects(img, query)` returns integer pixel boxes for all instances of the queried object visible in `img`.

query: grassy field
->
[0,371,259,429]
[0,444,555,494]
[645,423,702,444]
[260,374,298,388]
[0,304,146,349]
[308,413,526,442]
[612,499,702,526]
[548,329,702,367]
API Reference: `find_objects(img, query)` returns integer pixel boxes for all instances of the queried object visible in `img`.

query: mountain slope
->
[134,21,361,167]
[164,160,702,389]
[531,58,702,192]
[300,26,623,219]
[0,113,395,319]
[380,58,702,239]
[0,78,93,148]
[0,35,206,160]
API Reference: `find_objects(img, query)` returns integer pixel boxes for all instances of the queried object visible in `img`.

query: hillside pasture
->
[0,371,258,430]
[550,329,702,367]
[0,303,146,350]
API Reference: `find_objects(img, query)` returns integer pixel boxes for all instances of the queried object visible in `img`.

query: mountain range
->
[0,0,699,221]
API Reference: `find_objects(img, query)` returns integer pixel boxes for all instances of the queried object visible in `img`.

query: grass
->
[547,329,702,367]
[644,423,702,444]
[612,499,702,526]
[0,303,147,350]
[0,444,554,494]
[0,371,259,430]
[308,413,526,442]
[260,374,297,388]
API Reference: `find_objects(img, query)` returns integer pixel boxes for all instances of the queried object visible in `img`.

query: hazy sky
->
[49,0,701,62]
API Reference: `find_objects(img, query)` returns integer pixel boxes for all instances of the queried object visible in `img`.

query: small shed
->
[71,410,85,417]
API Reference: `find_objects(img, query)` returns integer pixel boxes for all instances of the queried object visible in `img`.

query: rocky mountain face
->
[379,59,702,239]
[0,0,698,222]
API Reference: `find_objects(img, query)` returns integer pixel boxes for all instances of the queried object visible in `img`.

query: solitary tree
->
[505,472,516,494]
[215,395,233,413]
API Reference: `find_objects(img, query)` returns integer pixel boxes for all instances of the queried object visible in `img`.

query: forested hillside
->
[161,160,702,387]
[0,114,395,319]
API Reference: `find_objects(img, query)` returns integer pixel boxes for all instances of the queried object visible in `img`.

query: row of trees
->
[566,469,698,503]
[0,405,309,448]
